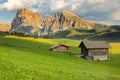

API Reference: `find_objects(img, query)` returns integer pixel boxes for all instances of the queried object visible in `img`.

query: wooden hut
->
[78,40,111,61]
[50,44,69,52]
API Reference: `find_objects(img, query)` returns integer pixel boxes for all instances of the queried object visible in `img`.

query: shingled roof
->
[50,44,69,49]
[79,40,111,49]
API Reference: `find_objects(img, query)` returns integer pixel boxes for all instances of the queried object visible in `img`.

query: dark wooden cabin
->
[78,40,111,61]
[50,44,69,52]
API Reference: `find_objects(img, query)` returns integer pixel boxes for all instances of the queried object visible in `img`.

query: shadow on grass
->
[0,37,51,53]
[0,37,83,62]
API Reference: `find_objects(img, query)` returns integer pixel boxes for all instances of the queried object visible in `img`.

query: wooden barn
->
[78,40,111,61]
[50,44,69,52]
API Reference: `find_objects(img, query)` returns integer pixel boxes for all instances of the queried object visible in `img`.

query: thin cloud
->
[110,10,120,20]
[0,0,42,11]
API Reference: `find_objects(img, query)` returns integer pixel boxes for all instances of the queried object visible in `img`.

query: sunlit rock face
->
[59,10,94,29]
[44,10,94,33]
[11,8,43,36]
[0,23,11,32]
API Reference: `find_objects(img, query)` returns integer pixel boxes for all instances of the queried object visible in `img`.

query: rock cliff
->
[11,8,43,36]
[10,8,95,36]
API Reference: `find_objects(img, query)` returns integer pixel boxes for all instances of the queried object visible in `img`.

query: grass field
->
[0,36,120,80]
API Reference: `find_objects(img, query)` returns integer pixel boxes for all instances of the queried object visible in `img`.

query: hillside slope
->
[0,36,120,80]
[49,25,120,42]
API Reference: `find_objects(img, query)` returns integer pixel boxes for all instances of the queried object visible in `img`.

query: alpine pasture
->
[0,36,120,80]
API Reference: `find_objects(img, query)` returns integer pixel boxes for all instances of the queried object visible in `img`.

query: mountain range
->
[0,8,120,41]
[1,8,95,35]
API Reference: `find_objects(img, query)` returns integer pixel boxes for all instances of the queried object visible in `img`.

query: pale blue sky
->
[0,0,120,25]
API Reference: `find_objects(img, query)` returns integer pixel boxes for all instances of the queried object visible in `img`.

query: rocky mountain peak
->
[61,9,79,18]
[42,15,55,35]
[44,15,54,26]
[60,9,94,29]
[11,8,43,36]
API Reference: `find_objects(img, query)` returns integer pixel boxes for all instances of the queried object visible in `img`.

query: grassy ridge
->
[0,36,120,80]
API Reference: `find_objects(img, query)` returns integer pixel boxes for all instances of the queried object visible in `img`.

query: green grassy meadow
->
[0,36,120,80]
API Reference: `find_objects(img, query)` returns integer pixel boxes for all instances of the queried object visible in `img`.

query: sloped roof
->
[79,40,111,49]
[50,44,69,49]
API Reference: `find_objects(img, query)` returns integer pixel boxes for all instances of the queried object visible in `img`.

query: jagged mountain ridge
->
[10,8,95,36]
[60,10,94,29]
